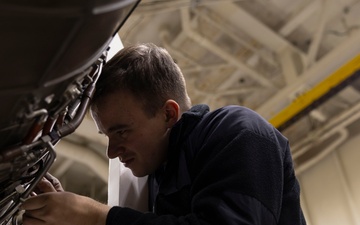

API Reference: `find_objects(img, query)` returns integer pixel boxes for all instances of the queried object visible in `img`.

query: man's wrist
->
[85,196,111,225]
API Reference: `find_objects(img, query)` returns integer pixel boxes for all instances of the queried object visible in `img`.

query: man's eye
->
[117,130,127,137]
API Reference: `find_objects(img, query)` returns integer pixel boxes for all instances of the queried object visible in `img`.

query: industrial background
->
[49,0,360,224]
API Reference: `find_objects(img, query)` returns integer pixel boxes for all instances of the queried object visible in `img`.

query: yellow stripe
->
[270,54,360,128]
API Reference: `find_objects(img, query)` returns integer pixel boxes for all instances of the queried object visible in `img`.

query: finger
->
[22,212,46,225]
[44,172,56,181]
[24,208,48,221]
[44,173,64,192]
[21,195,47,211]
[36,177,57,193]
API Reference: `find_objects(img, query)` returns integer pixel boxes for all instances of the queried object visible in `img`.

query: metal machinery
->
[0,0,140,224]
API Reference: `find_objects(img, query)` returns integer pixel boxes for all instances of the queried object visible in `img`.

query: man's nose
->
[106,140,125,159]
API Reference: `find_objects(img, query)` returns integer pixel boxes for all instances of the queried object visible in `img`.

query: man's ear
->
[163,100,180,127]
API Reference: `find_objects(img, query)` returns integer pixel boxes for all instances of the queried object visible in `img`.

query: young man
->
[22,43,306,225]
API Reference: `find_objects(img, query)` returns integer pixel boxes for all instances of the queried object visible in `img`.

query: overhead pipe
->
[295,128,348,175]
[292,98,360,155]
[293,100,360,175]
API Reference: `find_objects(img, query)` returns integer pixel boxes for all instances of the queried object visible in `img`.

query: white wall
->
[299,132,360,225]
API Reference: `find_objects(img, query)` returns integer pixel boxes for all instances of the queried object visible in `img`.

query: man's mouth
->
[121,158,134,167]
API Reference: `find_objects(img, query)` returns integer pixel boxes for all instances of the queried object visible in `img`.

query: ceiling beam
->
[180,8,275,88]
[279,0,321,36]
[206,1,305,57]
[270,54,360,130]
[278,47,301,85]
[256,29,360,119]
[305,0,332,68]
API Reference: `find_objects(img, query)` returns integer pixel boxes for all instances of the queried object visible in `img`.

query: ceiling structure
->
[51,0,360,204]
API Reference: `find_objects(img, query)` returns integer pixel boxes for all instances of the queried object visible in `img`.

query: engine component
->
[0,0,141,224]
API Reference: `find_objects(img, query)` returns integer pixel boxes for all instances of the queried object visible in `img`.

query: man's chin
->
[132,173,148,178]
[129,168,148,178]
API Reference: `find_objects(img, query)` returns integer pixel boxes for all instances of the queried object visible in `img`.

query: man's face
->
[90,91,170,177]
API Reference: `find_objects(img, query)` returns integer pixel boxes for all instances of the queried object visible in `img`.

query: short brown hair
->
[91,43,191,117]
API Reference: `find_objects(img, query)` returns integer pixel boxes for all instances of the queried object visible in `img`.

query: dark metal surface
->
[0,0,140,224]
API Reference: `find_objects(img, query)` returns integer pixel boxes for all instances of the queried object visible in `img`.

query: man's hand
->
[21,192,110,225]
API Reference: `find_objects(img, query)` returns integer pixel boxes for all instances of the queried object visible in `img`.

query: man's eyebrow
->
[106,124,129,134]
